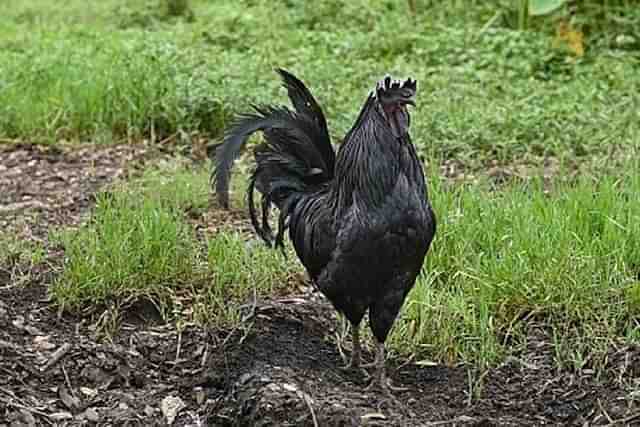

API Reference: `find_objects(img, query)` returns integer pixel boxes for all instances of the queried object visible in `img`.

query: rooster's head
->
[375,76,417,138]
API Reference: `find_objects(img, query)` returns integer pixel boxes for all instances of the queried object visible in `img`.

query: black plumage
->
[212,69,436,389]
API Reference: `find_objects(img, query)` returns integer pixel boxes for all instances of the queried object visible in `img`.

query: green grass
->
[393,165,640,370]
[1,0,638,161]
[3,0,640,371]
[51,165,295,327]
[0,33,230,143]
[195,232,298,325]
[52,188,199,312]
[0,231,46,270]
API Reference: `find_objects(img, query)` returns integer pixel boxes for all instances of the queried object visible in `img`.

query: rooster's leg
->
[364,341,386,388]
[341,323,361,370]
[364,341,408,393]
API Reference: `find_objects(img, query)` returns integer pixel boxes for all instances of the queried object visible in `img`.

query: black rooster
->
[213,70,436,390]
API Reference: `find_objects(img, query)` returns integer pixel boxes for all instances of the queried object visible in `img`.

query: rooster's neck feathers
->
[332,76,424,213]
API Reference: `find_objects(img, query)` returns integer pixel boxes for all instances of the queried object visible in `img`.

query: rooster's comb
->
[375,75,417,98]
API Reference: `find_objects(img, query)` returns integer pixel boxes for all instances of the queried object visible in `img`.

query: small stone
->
[282,383,297,392]
[80,387,98,398]
[12,316,25,329]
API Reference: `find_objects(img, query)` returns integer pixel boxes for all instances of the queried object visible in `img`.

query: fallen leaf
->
[161,395,186,425]
[194,388,206,406]
[553,21,584,57]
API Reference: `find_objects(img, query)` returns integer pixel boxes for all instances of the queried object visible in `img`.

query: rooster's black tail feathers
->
[213,108,289,208]
[211,70,335,247]
[275,69,335,175]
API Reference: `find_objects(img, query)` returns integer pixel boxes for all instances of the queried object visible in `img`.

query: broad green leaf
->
[529,0,566,16]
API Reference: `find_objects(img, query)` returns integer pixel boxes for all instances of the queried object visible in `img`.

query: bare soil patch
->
[1,143,639,426]
[0,142,165,240]
[2,280,639,426]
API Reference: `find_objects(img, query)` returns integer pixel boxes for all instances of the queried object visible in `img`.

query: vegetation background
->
[1,0,639,375]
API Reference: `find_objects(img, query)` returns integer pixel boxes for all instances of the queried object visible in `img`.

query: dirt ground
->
[1,143,639,426]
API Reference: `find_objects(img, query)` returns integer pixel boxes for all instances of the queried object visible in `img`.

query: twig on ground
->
[394,353,416,373]
[219,328,238,351]
[275,297,307,305]
[241,288,258,323]
[200,342,209,368]
[61,363,77,401]
[598,398,614,424]
[238,323,253,346]
[301,392,319,427]
[425,415,477,426]
[158,133,178,146]
[0,388,54,425]
[334,331,347,365]
[175,329,183,363]
[40,343,72,372]
[603,411,640,427]
[0,396,53,421]
[218,287,258,351]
